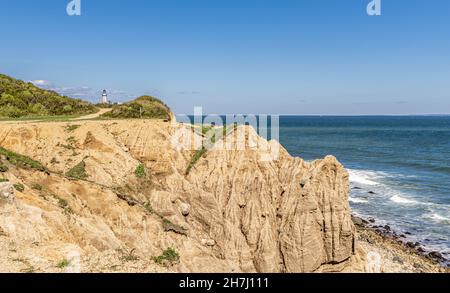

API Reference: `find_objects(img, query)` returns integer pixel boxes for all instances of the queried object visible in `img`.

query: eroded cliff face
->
[0,120,358,273]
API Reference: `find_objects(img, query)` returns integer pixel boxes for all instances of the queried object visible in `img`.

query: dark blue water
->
[279,116,450,255]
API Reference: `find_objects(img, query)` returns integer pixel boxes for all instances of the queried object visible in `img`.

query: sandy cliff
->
[0,119,378,272]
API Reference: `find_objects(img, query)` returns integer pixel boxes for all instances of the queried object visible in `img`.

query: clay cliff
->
[0,119,359,273]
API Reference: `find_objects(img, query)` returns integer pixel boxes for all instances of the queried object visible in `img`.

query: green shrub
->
[153,247,180,265]
[56,259,70,269]
[0,178,9,183]
[31,183,42,191]
[144,202,154,214]
[0,163,8,172]
[101,96,171,120]
[58,198,68,208]
[185,147,207,175]
[134,164,146,179]
[63,105,73,113]
[0,146,48,172]
[0,73,97,118]
[13,183,25,192]
[66,161,88,180]
[66,125,80,132]
[55,196,73,215]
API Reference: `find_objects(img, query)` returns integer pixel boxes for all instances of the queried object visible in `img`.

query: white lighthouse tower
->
[101,89,108,104]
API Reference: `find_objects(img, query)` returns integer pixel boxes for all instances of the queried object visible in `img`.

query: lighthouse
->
[101,89,108,104]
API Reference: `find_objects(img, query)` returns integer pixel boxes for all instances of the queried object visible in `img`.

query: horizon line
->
[177,113,450,117]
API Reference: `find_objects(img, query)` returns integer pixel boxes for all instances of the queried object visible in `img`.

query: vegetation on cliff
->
[0,146,48,172]
[0,74,97,118]
[100,96,171,120]
[65,161,88,180]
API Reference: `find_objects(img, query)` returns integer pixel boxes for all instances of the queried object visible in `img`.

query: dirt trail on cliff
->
[0,108,111,125]
[0,119,361,272]
[73,108,112,120]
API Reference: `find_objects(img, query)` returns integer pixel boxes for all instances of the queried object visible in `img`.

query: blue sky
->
[0,0,449,115]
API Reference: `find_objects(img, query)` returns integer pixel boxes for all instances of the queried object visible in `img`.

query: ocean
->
[279,116,450,256]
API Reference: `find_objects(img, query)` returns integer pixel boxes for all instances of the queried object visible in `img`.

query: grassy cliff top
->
[0,73,97,118]
[101,95,172,120]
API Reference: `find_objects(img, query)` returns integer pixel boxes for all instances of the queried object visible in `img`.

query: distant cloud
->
[30,80,51,86]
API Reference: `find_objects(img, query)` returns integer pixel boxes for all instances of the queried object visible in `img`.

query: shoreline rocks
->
[351,214,449,268]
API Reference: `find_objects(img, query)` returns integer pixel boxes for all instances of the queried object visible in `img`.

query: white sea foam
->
[349,197,368,204]
[390,194,419,205]
[348,169,380,186]
[425,213,450,224]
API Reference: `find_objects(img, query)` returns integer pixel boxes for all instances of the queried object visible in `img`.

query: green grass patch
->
[31,183,42,191]
[65,161,88,180]
[185,125,233,176]
[13,183,25,192]
[144,202,154,214]
[58,198,68,208]
[201,125,213,135]
[153,247,180,265]
[58,143,75,150]
[0,147,48,172]
[0,163,8,172]
[67,136,76,144]
[134,164,146,179]
[56,259,70,269]
[185,147,207,175]
[56,196,73,215]
[0,178,9,183]
[0,115,81,122]
[66,124,80,132]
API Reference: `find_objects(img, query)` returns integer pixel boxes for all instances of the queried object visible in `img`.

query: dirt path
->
[0,108,112,124]
[73,108,111,120]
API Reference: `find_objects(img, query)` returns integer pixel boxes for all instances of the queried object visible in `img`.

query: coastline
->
[352,215,449,273]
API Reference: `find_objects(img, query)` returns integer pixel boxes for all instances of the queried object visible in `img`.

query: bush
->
[101,96,171,120]
[153,247,180,265]
[66,125,80,132]
[13,183,25,192]
[134,164,146,179]
[65,161,88,180]
[31,183,42,191]
[56,259,70,269]
[185,147,207,175]
[0,146,48,172]
[0,73,97,118]
[63,105,73,113]
[0,163,8,172]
